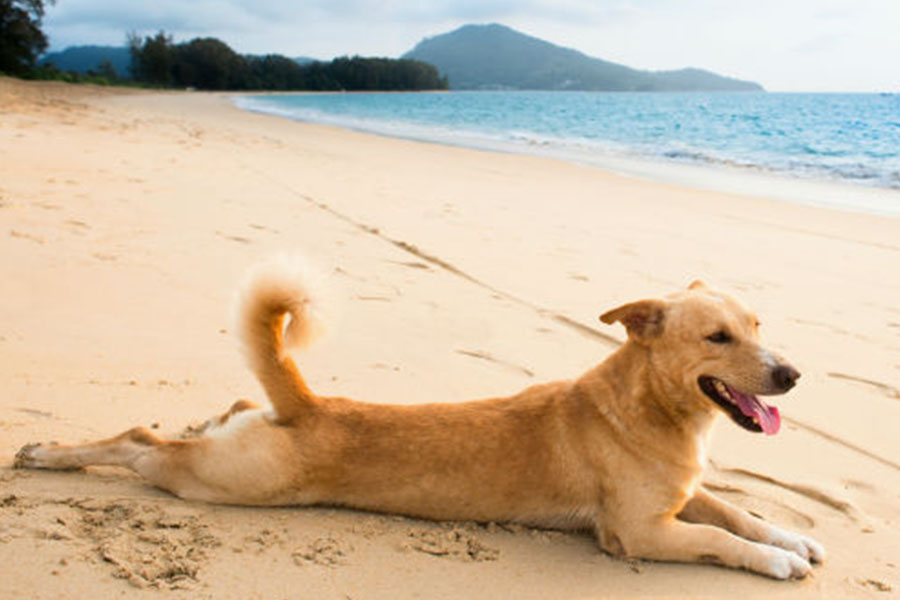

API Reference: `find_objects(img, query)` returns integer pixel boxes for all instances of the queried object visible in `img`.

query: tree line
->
[128,32,448,91]
[2,1,449,91]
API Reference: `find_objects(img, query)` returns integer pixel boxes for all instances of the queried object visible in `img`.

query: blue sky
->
[42,0,900,92]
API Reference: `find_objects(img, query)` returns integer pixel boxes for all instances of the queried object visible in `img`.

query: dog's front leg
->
[679,488,825,564]
[612,518,813,579]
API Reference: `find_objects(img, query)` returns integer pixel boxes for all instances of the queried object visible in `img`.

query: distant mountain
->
[403,24,763,92]
[41,46,132,77]
[41,45,317,77]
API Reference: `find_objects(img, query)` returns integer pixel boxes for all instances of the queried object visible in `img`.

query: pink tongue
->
[731,387,781,435]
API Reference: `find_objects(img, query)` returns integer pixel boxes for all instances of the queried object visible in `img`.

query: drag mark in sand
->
[215,230,252,244]
[715,212,900,252]
[826,372,900,400]
[703,481,816,528]
[713,465,864,522]
[388,259,432,270]
[242,164,621,348]
[376,236,617,347]
[9,229,44,244]
[456,349,535,378]
[782,416,900,473]
[14,407,54,419]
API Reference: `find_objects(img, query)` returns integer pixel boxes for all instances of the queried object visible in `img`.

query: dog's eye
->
[706,331,732,344]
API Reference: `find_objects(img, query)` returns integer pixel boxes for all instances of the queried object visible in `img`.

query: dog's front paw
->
[764,546,812,580]
[13,442,44,469]
[769,527,826,565]
[795,534,825,565]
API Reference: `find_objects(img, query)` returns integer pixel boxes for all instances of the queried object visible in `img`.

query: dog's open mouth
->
[698,376,780,435]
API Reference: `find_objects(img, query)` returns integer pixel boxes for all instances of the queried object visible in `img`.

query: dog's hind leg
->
[190,399,262,436]
[13,397,261,476]
[13,427,212,498]
[216,399,260,424]
[15,408,300,505]
[678,488,825,564]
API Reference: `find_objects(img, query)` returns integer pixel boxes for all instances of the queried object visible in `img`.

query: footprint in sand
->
[401,526,499,563]
[242,528,288,554]
[0,497,218,590]
[292,536,352,567]
[857,578,892,593]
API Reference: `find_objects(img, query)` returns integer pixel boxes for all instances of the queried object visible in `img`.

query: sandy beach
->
[1,77,898,598]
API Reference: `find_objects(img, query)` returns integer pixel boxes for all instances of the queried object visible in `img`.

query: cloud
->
[47,1,265,36]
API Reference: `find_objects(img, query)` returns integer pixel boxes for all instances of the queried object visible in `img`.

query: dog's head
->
[600,281,799,435]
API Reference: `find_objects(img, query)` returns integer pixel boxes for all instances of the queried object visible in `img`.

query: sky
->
[42,0,900,92]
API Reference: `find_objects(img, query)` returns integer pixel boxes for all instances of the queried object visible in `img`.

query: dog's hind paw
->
[13,442,69,470]
[13,442,44,469]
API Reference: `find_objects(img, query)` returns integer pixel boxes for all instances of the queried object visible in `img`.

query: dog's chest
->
[684,428,713,496]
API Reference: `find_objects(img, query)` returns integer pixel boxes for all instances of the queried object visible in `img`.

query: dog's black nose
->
[772,365,801,391]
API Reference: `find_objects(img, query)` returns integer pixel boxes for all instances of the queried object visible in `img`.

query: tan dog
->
[14,259,824,579]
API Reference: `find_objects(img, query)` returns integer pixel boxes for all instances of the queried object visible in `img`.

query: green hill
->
[403,24,763,92]
[40,46,132,77]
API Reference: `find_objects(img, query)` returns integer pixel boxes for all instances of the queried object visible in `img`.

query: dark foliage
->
[247,54,308,90]
[128,32,447,91]
[327,56,449,91]
[128,31,174,85]
[0,0,53,75]
[173,37,248,89]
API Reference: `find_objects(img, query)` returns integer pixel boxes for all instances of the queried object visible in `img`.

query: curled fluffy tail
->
[236,254,329,420]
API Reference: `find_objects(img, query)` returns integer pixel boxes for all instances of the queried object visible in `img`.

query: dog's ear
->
[599,299,668,343]
[688,279,708,291]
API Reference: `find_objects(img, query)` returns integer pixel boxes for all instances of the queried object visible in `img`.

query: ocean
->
[233,91,900,217]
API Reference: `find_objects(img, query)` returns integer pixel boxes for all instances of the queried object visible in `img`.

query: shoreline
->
[1,78,898,598]
[231,91,900,219]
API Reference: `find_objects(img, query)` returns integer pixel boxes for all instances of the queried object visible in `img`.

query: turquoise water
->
[234,91,900,215]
